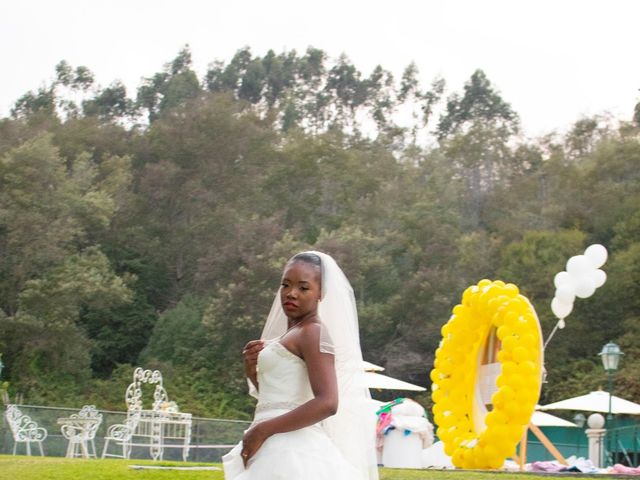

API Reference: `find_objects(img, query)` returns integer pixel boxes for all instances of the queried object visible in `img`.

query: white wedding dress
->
[223,340,361,479]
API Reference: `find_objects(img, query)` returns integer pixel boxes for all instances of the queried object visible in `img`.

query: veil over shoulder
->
[260,251,379,480]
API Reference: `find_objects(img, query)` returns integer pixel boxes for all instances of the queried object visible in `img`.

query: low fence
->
[525,439,588,462]
[606,423,640,466]
[528,422,640,467]
[1,404,250,462]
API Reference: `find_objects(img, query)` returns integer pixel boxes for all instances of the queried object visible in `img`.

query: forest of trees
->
[1,46,639,419]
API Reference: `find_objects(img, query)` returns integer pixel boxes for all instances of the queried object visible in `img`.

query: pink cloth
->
[376,412,392,435]
[529,461,565,473]
[612,464,640,475]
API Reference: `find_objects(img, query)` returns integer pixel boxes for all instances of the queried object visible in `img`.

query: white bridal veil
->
[260,251,379,480]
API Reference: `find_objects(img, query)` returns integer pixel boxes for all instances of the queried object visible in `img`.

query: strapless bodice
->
[255,341,313,414]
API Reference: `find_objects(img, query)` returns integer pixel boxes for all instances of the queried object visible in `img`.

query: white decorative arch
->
[124,367,169,412]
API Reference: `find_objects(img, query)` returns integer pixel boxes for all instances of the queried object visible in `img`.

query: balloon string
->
[543,319,563,351]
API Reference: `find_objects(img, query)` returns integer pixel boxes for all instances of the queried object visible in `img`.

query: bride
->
[223,251,378,479]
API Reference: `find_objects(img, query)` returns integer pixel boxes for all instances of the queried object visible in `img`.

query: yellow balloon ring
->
[430,279,543,470]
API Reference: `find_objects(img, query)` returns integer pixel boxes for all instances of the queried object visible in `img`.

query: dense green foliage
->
[1,46,639,418]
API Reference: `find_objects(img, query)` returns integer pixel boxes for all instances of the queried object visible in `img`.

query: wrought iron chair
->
[101,410,140,459]
[5,404,48,456]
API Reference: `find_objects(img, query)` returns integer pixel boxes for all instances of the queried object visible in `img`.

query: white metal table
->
[57,416,101,458]
[129,409,192,461]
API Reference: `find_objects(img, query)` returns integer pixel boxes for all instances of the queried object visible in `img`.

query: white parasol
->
[538,390,640,415]
[362,360,385,372]
[531,409,577,427]
[364,371,426,392]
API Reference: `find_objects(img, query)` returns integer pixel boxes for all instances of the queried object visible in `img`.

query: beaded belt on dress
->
[255,401,301,413]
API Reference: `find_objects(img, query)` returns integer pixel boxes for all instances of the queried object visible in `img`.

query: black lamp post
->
[599,342,623,422]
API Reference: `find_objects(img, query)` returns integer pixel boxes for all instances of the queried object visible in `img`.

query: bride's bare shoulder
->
[297,322,328,355]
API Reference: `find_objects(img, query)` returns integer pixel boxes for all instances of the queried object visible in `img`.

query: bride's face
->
[280,261,321,318]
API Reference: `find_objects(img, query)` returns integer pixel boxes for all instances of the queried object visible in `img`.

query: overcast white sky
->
[1,0,638,137]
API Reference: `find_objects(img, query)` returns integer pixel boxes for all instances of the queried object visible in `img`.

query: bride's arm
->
[241,323,338,464]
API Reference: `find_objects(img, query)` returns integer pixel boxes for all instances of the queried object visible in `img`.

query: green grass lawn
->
[0,455,591,480]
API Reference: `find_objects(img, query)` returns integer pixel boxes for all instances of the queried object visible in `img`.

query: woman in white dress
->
[223,251,378,480]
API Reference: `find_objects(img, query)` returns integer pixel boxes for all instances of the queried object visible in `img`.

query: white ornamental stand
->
[585,413,606,468]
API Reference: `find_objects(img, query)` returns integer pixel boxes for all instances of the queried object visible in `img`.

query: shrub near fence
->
[1,404,250,462]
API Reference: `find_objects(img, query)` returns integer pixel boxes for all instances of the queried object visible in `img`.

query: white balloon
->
[590,269,607,288]
[554,271,572,289]
[566,255,592,276]
[555,284,576,304]
[584,244,608,268]
[551,296,573,319]
[574,276,596,298]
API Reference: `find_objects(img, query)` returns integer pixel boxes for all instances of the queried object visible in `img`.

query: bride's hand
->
[242,340,264,377]
[241,423,269,467]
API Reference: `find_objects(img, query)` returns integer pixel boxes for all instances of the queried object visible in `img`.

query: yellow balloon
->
[487,454,504,469]
[461,457,475,470]
[485,410,507,427]
[515,387,539,405]
[520,332,540,350]
[501,335,518,352]
[440,414,456,428]
[496,349,513,363]
[507,373,524,391]
[438,377,453,392]
[502,310,519,326]
[503,283,519,296]
[516,360,536,376]
[503,400,521,418]
[487,294,508,311]
[451,304,462,314]
[452,449,464,468]
[512,346,530,363]
[511,409,534,425]
[440,359,455,375]
[501,361,518,376]
[444,442,456,457]
[496,325,514,340]
[507,424,525,442]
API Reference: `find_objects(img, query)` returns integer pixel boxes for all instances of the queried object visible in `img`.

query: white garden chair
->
[101,411,140,459]
[5,404,47,456]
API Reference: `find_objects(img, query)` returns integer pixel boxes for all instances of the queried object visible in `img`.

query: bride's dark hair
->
[290,252,321,269]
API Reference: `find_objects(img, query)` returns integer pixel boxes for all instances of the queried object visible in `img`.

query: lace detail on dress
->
[271,342,305,364]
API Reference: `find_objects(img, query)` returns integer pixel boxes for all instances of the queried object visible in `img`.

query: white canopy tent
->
[531,410,577,427]
[363,371,426,392]
[539,390,640,415]
[362,361,385,372]
[361,360,425,392]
